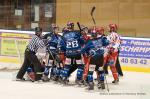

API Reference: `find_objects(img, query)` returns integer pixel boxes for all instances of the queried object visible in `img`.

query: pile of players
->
[26,22,122,90]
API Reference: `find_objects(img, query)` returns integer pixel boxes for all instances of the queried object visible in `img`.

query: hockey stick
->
[77,7,96,29]
[91,6,96,25]
[104,71,109,92]
[77,22,82,31]
[47,46,57,66]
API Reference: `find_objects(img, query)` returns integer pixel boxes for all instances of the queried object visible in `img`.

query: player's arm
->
[102,36,110,46]
[113,34,121,49]
[81,41,92,54]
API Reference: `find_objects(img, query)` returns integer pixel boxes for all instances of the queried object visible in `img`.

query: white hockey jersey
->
[107,32,121,52]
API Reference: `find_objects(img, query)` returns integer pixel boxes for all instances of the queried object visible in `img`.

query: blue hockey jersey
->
[43,32,62,53]
[61,31,84,57]
[81,36,109,58]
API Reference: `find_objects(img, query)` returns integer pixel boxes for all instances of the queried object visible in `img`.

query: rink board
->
[0,29,150,73]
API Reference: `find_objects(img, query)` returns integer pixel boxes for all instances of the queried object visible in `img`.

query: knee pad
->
[63,65,71,78]
[65,58,72,65]
[99,71,104,81]
[87,71,94,82]
[59,67,64,78]
[98,67,104,72]
[89,65,96,72]
[55,67,61,76]
[108,60,115,66]
[76,65,84,80]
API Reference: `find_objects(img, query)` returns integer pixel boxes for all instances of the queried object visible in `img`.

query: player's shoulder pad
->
[102,36,107,40]
[62,30,79,36]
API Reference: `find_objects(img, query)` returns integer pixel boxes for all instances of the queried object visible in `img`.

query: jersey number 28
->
[66,40,79,48]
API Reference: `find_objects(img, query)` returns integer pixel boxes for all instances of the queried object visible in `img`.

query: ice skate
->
[15,77,26,81]
[62,77,69,85]
[41,75,50,82]
[86,82,94,90]
[75,79,84,85]
[112,79,119,83]
[97,81,105,89]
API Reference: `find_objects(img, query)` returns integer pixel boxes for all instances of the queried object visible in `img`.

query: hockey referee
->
[16,27,45,81]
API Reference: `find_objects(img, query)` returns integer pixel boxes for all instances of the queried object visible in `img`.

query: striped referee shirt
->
[27,35,45,53]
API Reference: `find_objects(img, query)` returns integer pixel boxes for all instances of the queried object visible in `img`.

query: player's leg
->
[30,53,43,81]
[82,57,90,86]
[103,54,109,75]
[95,55,105,89]
[87,64,95,90]
[73,55,84,85]
[116,56,123,76]
[57,53,65,82]
[97,66,105,89]
[109,52,119,83]
[61,58,72,84]
[16,51,31,80]
[68,58,78,76]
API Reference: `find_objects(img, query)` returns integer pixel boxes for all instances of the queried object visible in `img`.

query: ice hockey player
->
[79,25,91,84]
[42,24,63,81]
[96,27,105,37]
[60,22,85,85]
[81,26,109,90]
[93,27,106,81]
[103,24,123,76]
[103,24,121,83]
[80,25,91,42]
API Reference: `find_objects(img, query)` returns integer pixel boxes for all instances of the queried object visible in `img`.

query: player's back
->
[82,36,109,58]
[63,31,83,57]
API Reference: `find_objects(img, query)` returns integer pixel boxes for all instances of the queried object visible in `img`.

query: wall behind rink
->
[56,0,150,37]
[0,29,150,73]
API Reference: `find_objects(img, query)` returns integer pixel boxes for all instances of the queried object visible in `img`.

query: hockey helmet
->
[96,27,105,35]
[90,26,97,38]
[67,22,74,30]
[67,21,74,27]
[81,25,89,34]
[109,24,118,32]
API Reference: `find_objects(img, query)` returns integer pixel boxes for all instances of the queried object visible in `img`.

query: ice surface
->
[0,71,149,99]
